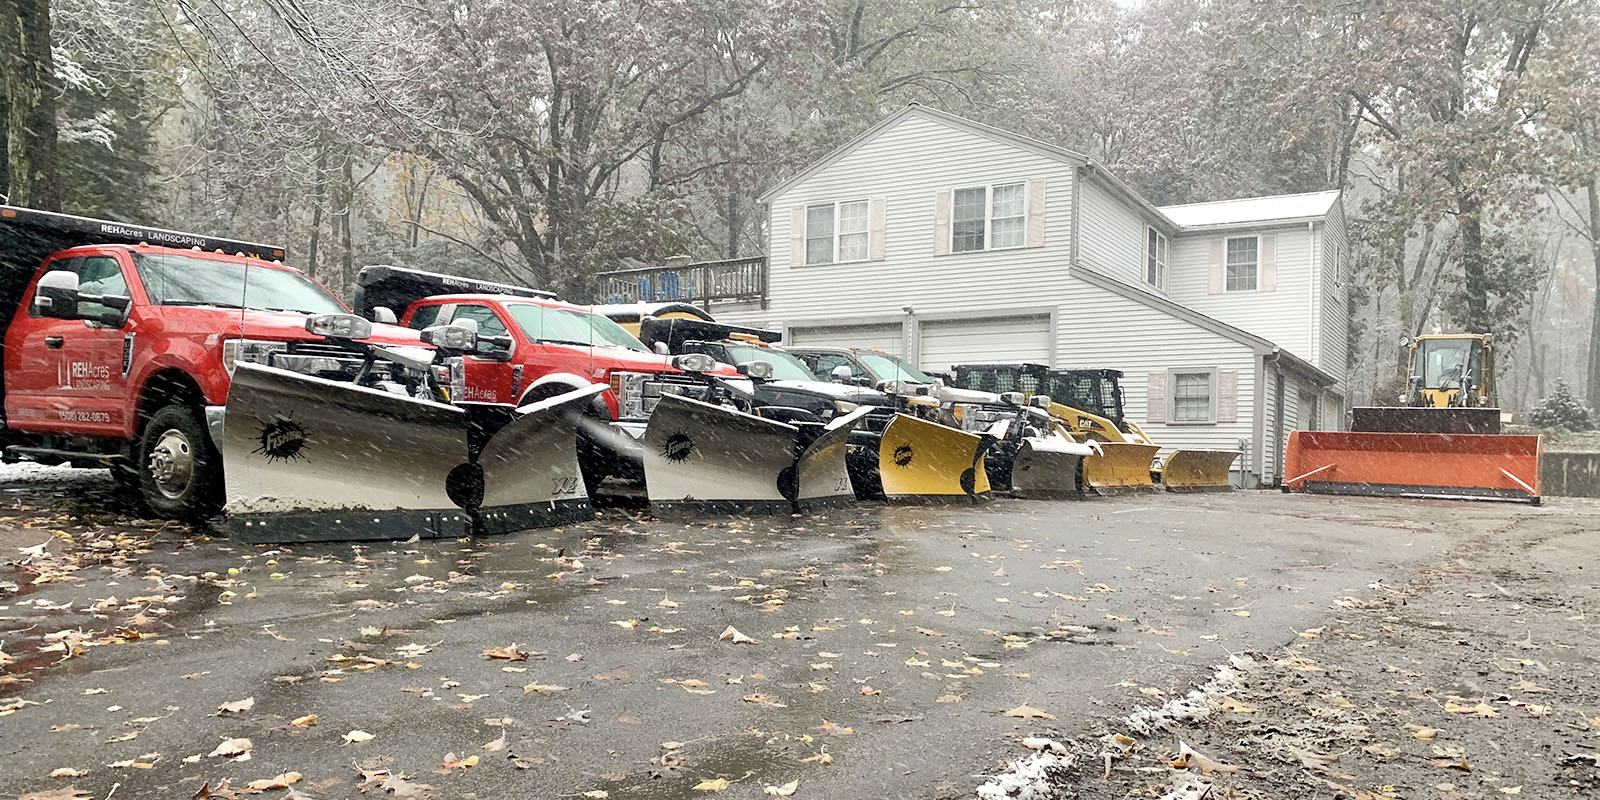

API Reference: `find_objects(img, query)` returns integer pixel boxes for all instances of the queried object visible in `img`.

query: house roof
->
[1158,190,1341,229]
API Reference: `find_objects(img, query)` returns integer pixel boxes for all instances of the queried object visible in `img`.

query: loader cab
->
[1046,369,1128,427]
[1406,334,1493,408]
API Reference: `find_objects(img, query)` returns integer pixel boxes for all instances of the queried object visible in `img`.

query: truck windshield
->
[859,353,933,384]
[507,303,647,351]
[1415,338,1473,390]
[133,253,345,315]
[724,345,818,381]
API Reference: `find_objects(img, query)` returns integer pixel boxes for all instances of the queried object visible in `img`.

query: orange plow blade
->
[1283,431,1541,504]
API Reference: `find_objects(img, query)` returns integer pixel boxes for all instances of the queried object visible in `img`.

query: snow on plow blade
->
[1160,449,1241,492]
[474,385,604,534]
[1283,430,1541,504]
[223,363,472,542]
[642,394,867,515]
[1081,442,1160,494]
[1010,434,1097,499]
[877,413,993,502]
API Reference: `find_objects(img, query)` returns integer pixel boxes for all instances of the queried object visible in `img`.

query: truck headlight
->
[222,339,289,374]
[739,360,774,380]
[834,400,859,414]
[672,353,716,373]
[305,313,373,340]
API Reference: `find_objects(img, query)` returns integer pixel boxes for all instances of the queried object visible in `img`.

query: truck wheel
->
[137,404,223,519]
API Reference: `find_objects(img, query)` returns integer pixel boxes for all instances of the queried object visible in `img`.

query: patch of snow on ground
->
[1122,653,1259,735]
[974,750,1075,800]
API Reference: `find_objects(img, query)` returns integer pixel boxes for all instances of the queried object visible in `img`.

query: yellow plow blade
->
[1081,442,1160,494]
[877,413,992,501]
[1159,449,1241,492]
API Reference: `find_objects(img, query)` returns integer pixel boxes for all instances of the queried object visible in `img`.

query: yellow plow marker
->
[1080,442,1160,494]
[1159,449,1241,492]
[877,413,993,501]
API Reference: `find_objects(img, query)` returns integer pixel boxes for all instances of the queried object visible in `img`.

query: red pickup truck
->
[0,206,423,518]
[355,266,749,493]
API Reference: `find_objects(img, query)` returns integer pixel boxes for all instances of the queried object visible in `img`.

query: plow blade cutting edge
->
[642,394,866,514]
[222,363,472,542]
[877,413,994,501]
[1010,434,1098,499]
[1160,449,1241,492]
[474,384,605,534]
[1283,430,1541,504]
[1081,442,1160,494]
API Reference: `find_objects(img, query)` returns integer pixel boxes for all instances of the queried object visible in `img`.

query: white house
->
[640,105,1351,487]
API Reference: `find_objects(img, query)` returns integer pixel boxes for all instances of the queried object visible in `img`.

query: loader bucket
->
[1081,442,1160,494]
[1160,449,1241,492]
[877,413,993,501]
[1011,434,1098,499]
[642,393,802,515]
[222,363,473,542]
[1283,430,1541,504]
[794,406,871,510]
[474,384,604,534]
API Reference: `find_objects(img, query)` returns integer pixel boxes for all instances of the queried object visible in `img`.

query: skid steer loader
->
[221,320,601,541]
[1284,333,1541,503]
[951,364,1239,493]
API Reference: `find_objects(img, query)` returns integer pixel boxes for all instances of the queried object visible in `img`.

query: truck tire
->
[136,404,223,519]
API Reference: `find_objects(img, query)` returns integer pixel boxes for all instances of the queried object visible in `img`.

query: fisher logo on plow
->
[661,433,695,463]
[892,444,914,467]
[254,417,308,463]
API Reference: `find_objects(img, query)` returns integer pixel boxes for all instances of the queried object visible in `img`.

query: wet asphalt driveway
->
[1,472,1565,799]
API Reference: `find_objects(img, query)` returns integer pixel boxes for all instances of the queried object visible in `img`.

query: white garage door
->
[788,323,903,354]
[917,315,1052,373]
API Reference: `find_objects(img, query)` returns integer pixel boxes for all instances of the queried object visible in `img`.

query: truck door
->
[6,254,135,436]
[449,303,518,404]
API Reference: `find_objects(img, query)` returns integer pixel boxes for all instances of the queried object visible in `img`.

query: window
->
[133,253,345,314]
[951,182,1027,253]
[808,353,858,380]
[504,303,648,352]
[1225,236,1258,291]
[1146,227,1169,288]
[804,200,869,265]
[451,304,511,355]
[407,304,442,330]
[77,256,130,319]
[1170,369,1216,423]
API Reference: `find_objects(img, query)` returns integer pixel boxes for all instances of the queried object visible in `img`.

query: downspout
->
[1252,347,1270,488]
[1267,347,1284,487]
[1308,220,1318,368]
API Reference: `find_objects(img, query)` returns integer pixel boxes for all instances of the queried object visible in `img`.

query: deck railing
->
[597,256,766,306]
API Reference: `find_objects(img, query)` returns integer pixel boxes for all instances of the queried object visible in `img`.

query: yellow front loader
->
[950,364,1239,492]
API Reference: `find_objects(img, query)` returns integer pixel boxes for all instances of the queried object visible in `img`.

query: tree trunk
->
[338,154,353,297]
[1457,190,1490,331]
[724,192,739,260]
[1587,178,1600,407]
[307,140,327,279]
[0,0,60,210]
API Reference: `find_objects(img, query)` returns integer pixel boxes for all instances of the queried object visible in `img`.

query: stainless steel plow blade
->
[1011,434,1099,499]
[474,384,604,534]
[642,394,866,515]
[223,363,472,542]
[223,364,597,542]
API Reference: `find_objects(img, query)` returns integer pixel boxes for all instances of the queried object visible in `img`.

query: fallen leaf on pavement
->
[291,714,317,727]
[1216,697,1257,713]
[22,788,90,800]
[217,697,254,714]
[693,777,730,791]
[440,753,478,769]
[481,731,506,751]
[719,626,756,645]
[1443,699,1499,717]
[246,772,302,791]
[523,682,569,694]
[815,719,853,736]
[342,730,374,744]
[1405,724,1439,739]
[208,738,252,759]
[1022,737,1069,755]
[1173,740,1241,775]
[48,768,88,778]
[1004,704,1057,721]
[801,751,833,765]
[482,645,529,661]
[763,779,800,797]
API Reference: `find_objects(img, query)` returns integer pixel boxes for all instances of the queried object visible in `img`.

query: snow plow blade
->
[1283,430,1541,504]
[795,406,872,510]
[222,363,473,542]
[1160,449,1241,492]
[1081,442,1160,494]
[474,385,603,534]
[1010,434,1098,499]
[877,413,993,502]
[642,395,865,515]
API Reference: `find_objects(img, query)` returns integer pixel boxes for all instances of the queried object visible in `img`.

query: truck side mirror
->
[830,364,852,383]
[420,320,479,352]
[371,306,398,325]
[34,270,80,319]
[653,342,670,356]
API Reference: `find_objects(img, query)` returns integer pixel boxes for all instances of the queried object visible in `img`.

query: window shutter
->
[1259,234,1277,292]
[868,197,887,261]
[789,207,805,268]
[1140,228,1150,283]
[933,191,951,256]
[1208,239,1224,294]
[1217,369,1238,423]
[1146,369,1167,424]
[1025,179,1046,248]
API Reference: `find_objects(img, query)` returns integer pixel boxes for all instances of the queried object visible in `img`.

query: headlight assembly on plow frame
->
[834,399,860,414]
[305,313,374,340]
[222,339,289,374]
[672,353,716,373]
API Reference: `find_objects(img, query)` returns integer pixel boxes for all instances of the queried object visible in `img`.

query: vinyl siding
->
[1320,204,1350,391]
[1167,224,1316,359]
[760,112,1076,327]
[1055,281,1259,480]
[1076,177,1153,287]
